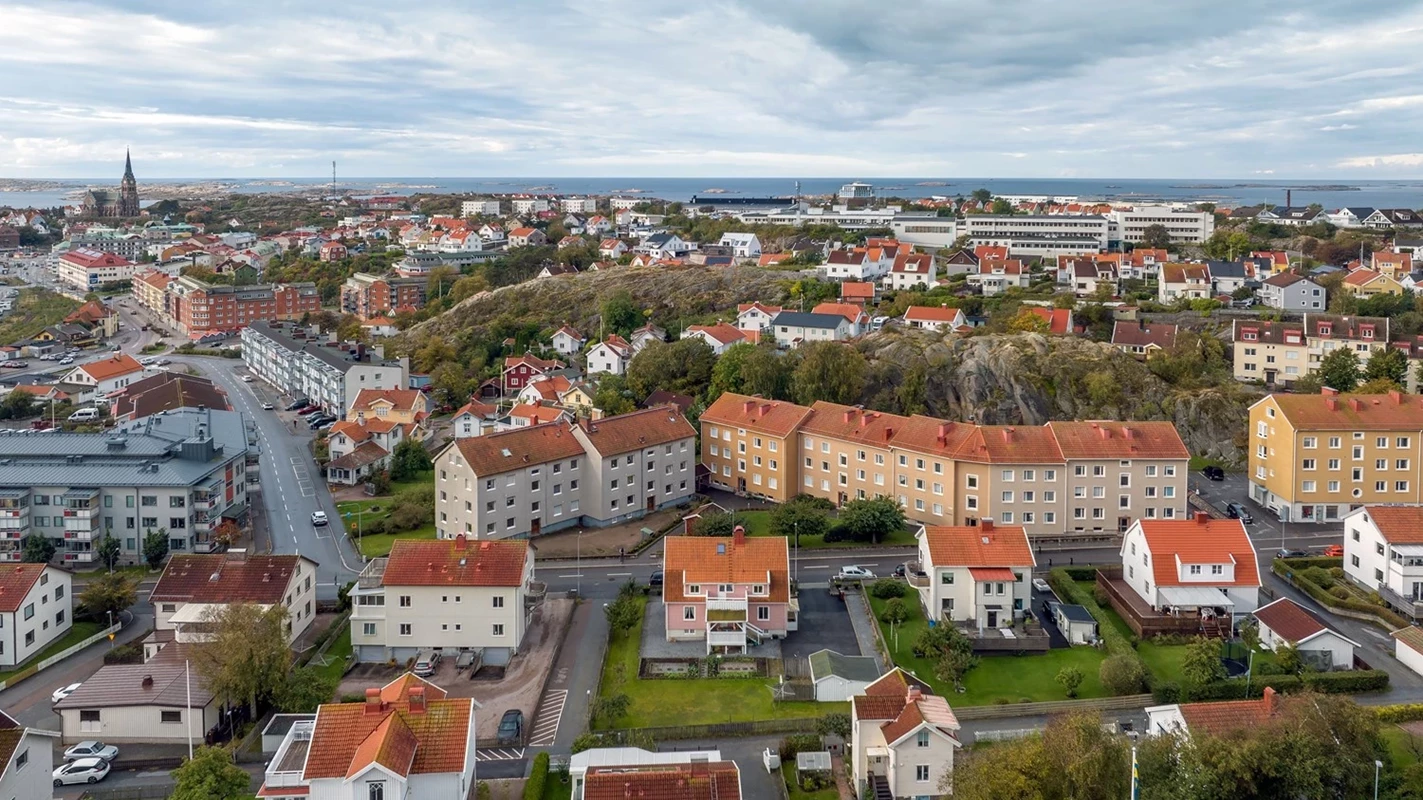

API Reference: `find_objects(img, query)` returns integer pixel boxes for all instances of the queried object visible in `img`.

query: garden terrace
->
[954,617,1050,653]
[1096,565,1231,639]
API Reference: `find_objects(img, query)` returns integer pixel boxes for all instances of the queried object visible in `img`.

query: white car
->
[63,741,118,762]
[53,757,110,786]
[835,565,876,581]
[139,356,156,366]
[261,402,275,411]
[51,682,81,704]
[242,375,254,382]
[1032,578,1052,594]
[312,511,328,527]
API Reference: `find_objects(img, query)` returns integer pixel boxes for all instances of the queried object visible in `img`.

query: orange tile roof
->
[452,421,584,477]
[810,302,865,323]
[974,245,1008,261]
[1344,268,1387,287]
[381,537,529,587]
[685,322,747,347]
[522,374,573,402]
[509,227,537,237]
[0,565,48,613]
[453,400,498,419]
[379,673,449,703]
[700,392,813,438]
[879,698,925,744]
[1137,517,1259,588]
[952,425,1063,463]
[886,415,978,460]
[801,402,908,447]
[1265,391,1423,430]
[1161,262,1209,283]
[577,406,695,456]
[584,762,741,800]
[150,554,308,604]
[663,535,789,603]
[329,420,371,442]
[758,253,793,266]
[1359,506,1423,544]
[351,388,425,413]
[967,567,1018,581]
[904,305,961,323]
[1046,421,1189,460]
[1252,597,1337,644]
[1177,688,1279,736]
[921,525,1034,569]
[737,302,783,316]
[78,354,143,382]
[1027,307,1072,334]
[302,691,474,780]
[840,281,875,299]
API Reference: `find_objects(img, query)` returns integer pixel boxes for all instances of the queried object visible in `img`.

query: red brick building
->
[340,272,427,321]
[169,275,322,335]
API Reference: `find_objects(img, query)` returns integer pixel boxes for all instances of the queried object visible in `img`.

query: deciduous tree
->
[600,291,643,338]
[170,746,251,800]
[1365,346,1409,387]
[274,665,338,713]
[1314,346,1361,392]
[1055,665,1084,698]
[792,342,866,406]
[96,533,122,570]
[691,511,736,537]
[142,528,169,569]
[769,499,829,543]
[388,438,432,482]
[1180,637,1226,689]
[191,603,291,715]
[626,338,716,400]
[1139,224,1173,250]
[838,496,904,544]
[21,533,54,564]
[77,571,138,623]
[592,374,637,416]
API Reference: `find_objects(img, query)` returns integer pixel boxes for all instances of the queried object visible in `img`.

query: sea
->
[5,176,1423,211]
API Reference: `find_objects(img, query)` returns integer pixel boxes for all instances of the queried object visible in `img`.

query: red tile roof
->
[150,554,308,604]
[1177,688,1279,736]
[952,425,1063,463]
[663,535,789,603]
[577,405,695,457]
[452,421,584,477]
[508,403,569,425]
[1026,307,1072,335]
[0,565,49,613]
[685,322,748,347]
[801,402,908,447]
[921,525,1034,569]
[1046,421,1189,460]
[1361,506,1423,544]
[967,567,1018,581]
[1136,517,1259,588]
[1252,597,1342,645]
[584,762,742,800]
[302,687,474,781]
[378,535,529,586]
[700,392,813,438]
[78,354,144,382]
[810,302,865,323]
[840,281,875,300]
[351,389,425,414]
[904,305,961,323]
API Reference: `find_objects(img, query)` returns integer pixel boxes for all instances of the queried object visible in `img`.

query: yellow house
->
[1344,268,1405,298]
[560,382,597,416]
[346,388,430,438]
[1248,389,1423,523]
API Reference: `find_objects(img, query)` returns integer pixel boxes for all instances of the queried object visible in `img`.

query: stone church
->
[82,150,140,217]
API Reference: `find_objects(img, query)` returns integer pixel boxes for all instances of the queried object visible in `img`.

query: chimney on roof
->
[455,533,469,551]
[1263,685,1277,715]
[742,400,755,416]
[906,685,923,704]
[1392,390,1404,405]
[1123,427,1135,439]
[1139,317,1146,331]
[365,687,384,715]
[860,413,872,429]
[226,548,247,562]
[1001,428,1013,443]
[1195,511,1210,525]
[981,519,994,532]
[843,409,853,424]
[409,686,426,714]
[884,427,894,441]
[1321,386,1339,396]
[1348,398,1362,412]
[937,423,950,442]
[1325,396,1338,412]
[733,525,746,548]
[142,674,154,688]
[1098,426,1110,440]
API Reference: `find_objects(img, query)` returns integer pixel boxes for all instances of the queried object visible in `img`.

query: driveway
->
[782,588,863,659]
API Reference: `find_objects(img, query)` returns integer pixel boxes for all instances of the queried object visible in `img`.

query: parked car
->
[51,682,81,704]
[58,357,74,365]
[67,408,99,423]
[1224,502,1254,524]
[497,709,523,745]
[155,359,171,366]
[892,563,907,578]
[1276,548,1309,559]
[649,570,664,586]
[241,375,254,382]
[1202,466,1225,481]
[261,402,275,411]
[63,741,117,762]
[1322,544,1344,557]
[835,565,876,582]
[413,649,440,677]
[53,757,110,787]
[285,399,309,411]
[296,405,321,416]
[139,356,156,366]
[1032,578,1052,594]
[311,511,328,527]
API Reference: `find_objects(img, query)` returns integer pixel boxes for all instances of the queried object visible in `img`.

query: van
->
[413,649,440,677]
[67,408,99,422]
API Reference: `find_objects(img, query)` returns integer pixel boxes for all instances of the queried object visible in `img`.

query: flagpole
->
[1130,744,1140,800]
[186,657,194,757]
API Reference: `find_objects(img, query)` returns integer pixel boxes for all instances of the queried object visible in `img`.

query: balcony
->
[1381,585,1423,620]
[61,507,98,521]
[0,552,21,563]
[905,561,930,588]
[62,529,95,542]
[63,551,94,564]
[707,626,750,648]
[62,514,99,533]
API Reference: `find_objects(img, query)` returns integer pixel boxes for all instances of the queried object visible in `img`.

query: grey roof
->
[246,321,397,374]
[0,407,249,488]
[770,311,847,330]
[1343,207,1377,218]
[643,233,674,246]
[55,663,215,710]
[808,649,881,683]
[1053,603,1096,624]
[797,751,832,772]
[1206,260,1248,279]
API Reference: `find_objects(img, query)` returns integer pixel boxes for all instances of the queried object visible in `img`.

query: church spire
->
[123,148,133,180]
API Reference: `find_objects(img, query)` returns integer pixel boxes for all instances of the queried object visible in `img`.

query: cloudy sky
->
[3,0,1423,179]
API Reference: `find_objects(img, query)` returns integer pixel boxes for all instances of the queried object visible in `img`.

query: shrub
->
[1375,704,1423,723]
[1302,566,1334,589]
[1061,566,1098,581]
[822,523,853,543]
[1100,653,1149,696]
[1328,567,1345,579]
[1273,558,1411,628]
[789,494,835,511]
[816,712,851,739]
[779,734,821,760]
[1151,681,1181,704]
[880,598,910,624]
[869,579,906,599]
[103,642,143,665]
[1329,586,1350,600]
[523,752,549,800]
[1093,586,1111,607]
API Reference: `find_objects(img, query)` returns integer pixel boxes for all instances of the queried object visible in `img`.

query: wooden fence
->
[953,693,1154,721]
[0,621,122,692]
[611,716,824,742]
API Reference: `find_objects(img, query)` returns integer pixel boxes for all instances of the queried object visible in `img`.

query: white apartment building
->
[560,197,597,213]
[460,199,501,217]
[433,407,697,540]
[0,565,71,668]
[890,214,958,249]
[959,214,1111,251]
[1110,206,1215,243]
[242,321,409,415]
[351,536,535,663]
[0,408,256,560]
[1343,506,1423,622]
[512,198,550,215]
[768,311,854,347]
[55,248,136,290]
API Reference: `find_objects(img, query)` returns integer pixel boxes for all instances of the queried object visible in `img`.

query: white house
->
[460,199,500,217]
[638,233,694,259]
[629,324,666,354]
[682,322,751,356]
[350,536,535,663]
[736,303,782,331]
[61,354,147,404]
[0,565,72,668]
[808,649,881,702]
[0,711,57,800]
[1118,514,1261,618]
[597,238,628,259]
[587,334,633,375]
[850,669,960,800]
[1251,597,1358,670]
[550,325,586,357]
[1394,627,1423,678]
[1158,263,1212,303]
[824,248,892,282]
[903,305,966,332]
[53,662,219,745]
[451,400,498,439]
[966,259,1030,296]
[912,522,1034,628]
[1342,506,1423,621]
[259,674,477,800]
[768,311,853,348]
[149,551,320,646]
[718,233,762,260]
[883,252,936,291]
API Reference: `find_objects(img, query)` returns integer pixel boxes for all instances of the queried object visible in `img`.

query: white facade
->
[1396,632,1423,677]
[717,233,762,259]
[1255,604,1356,669]
[241,323,408,415]
[1110,206,1215,243]
[512,198,550,214]
[891,214,958,249]
[560,197,597,213]
[460,200,501,217]
[1119,520,1261,615]
[960,214,1111,251]
[586,341,631,375]
[0,566,72,668]
[59,698,219,745]
[61,359,148,405]
[769,313,852,348]
[736,304,780,331]
[0,727,57,800]
[913,527,1032,628]
[1342,507,1423,619]
[850,681,961,800]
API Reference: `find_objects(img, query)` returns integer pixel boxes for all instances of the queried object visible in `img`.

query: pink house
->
[663,527,795,653]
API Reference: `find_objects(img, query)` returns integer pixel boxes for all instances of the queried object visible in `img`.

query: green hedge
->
[523,751,549,800]
[1175,669,1390,702]
[1272,559,1410,629]
[1276,556,1344,570]
[1060,566,1100,582]
[1047,567,1132,656]
[1375,704,1423,723]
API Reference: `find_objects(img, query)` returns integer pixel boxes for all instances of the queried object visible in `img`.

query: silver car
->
[63,741,118,762]
[53,757,110,786]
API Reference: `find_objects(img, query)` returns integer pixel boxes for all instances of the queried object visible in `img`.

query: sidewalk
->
[543,599,610,748]
[843,592,887,674]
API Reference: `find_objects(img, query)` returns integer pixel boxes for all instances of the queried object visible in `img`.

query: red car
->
[1322,545,1344,557]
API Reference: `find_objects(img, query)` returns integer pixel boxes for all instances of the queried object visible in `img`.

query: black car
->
[285,399,309,411]
[1276,548,1309,560]
[648,570,663,586]
[497,709,523,745]
[893,563,907,578]
[1202,466,1225,481]
[1225,502,1254,524]
[307,414,336,429]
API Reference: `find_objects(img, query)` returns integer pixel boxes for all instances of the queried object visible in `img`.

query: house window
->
[369,783,386,800]
[758,606,770,621]
[493,596,505,608]
[916,730,930,747]
[161,710,182,723]
[399,596,411,607]
[363,623,376,636]
[916,765,930,782]
[493,624,505,636]
[684,606,696,620]
[941,572,954,585]
[399,624,411,636]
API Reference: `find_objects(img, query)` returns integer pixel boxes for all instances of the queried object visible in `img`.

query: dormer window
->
[1243,331,1257,341]
[1189,565,1201,575]
[688,584,700,595]
[1318,325,1332,337]
[753,584,765,595]
[1362,326,1375,339]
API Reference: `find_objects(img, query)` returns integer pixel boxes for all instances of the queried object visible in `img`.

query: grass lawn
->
[542,777,573,800]
[74,564,158,582]
[869,594,1109,705]
[598,596,839,728]
[310,624,352,686]
[734,510,919,550]
[782,762,837,800]
[0,621,104,683]
[350,523,436,559]
[338,469,437,558]
[1383,725,1423,769]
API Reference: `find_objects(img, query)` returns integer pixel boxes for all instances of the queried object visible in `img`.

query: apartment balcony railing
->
[62,551,94,564]
[1381,585,1423,620]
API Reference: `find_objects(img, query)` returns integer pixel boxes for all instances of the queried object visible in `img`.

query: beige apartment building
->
[1233,315,1389,387]
[703,394,1190,537]
[1249,389,1423,523]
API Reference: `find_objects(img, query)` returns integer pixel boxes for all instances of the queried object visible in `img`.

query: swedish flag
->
[1131,745,1140,800]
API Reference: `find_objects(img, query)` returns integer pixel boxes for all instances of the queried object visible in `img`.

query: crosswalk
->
[476,747,525,762]
[528,689,568,746]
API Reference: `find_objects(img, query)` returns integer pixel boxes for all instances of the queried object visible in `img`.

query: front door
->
[987,609,999,628]
[530,517,541,537]
[646,496,655,512]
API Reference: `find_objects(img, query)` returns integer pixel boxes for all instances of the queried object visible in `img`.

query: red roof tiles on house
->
[301,685,473,781]
[1265,391,1423,430]
[150,554,307,605]
[1358,506,1423,544]
[1177,688,1279,737]
[1137,517,1259,589]
[1252,597,1341,645]
[663,535,789,603]
[921,525,1035,569]
[583,762,742,800]
[577,405,695,456]
[452,421,584,477]
[1046,421,1190,460]
[701,392,814,438]
[0,565,49,613]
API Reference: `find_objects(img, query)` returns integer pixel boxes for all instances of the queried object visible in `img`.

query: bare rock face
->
[859,330,1248,463]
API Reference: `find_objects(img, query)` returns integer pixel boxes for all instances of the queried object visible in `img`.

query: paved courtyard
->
[640,598,782,659]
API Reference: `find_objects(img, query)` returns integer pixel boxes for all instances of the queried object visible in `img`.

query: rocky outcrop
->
[859,330,1251,463]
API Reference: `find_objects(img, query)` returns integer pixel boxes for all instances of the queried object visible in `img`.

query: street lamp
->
[576,529,583,597]
[1375,759,1383,800]
[343,509,371,563]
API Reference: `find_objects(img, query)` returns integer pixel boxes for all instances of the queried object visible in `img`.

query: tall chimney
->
[409,686,426,714]
[981,519,994,532]
[1195,511,1210,525]
[364,687,383,715]
[1286,189,1292,209]
[733,525,746,548]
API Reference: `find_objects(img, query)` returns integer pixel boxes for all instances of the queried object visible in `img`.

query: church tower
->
[117,149,139,217]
